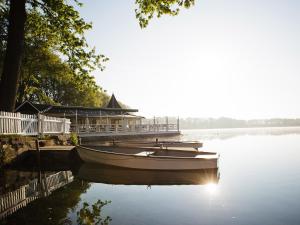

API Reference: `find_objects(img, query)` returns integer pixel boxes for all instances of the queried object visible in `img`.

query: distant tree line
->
[178,117,300,129]
[145,117,300,129]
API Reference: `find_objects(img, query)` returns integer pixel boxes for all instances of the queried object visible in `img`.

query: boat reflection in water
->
[77,163,220,185]
[0,170,73,219]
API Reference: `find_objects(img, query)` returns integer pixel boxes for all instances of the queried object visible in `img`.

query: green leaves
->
[26,0,108,76]
[17,45,109,107]
[77,200,112,225]
[135,0,195,28]
[0,0,195,109]
[0,0,109,107]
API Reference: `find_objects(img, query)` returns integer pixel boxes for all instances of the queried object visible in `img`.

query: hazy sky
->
[77,0,300,119]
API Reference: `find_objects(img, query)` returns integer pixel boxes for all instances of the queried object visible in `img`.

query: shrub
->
[70,132,79,145]
[0,144,16,168]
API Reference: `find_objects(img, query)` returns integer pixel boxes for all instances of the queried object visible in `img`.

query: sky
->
[77,0,300,119]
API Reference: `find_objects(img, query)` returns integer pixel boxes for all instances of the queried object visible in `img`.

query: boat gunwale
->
[81,145,215,154]
[77,145,218,160]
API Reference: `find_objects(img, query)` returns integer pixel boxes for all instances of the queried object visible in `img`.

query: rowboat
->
[112,141,203,149]
[76,145,219,170]
[77,163,219,185]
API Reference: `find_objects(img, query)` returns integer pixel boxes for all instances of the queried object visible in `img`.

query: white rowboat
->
[112,141,203,149]
[76,145,219,170]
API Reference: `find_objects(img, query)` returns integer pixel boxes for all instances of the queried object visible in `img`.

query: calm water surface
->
[1,127,300,225]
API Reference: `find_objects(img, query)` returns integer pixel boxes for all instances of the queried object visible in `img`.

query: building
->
[16,94,180,139]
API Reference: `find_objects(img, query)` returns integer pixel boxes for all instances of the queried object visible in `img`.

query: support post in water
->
[35,139,41,168]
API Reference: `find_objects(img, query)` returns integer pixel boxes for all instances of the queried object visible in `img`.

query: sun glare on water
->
[205,183,219,195]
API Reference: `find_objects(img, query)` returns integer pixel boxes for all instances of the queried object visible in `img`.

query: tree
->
[0,3,109,107]
[135,0,195,28]
[0,0,26,112]
[0,0,195,112]
[18,45,109,106]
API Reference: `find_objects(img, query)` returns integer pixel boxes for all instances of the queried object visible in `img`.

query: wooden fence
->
[0,111,71,136]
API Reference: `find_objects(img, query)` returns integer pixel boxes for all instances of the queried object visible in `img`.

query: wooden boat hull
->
[76,146,218,170]
[77,163,219,185]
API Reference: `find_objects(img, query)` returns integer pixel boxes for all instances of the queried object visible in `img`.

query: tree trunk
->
[0,0,26,112]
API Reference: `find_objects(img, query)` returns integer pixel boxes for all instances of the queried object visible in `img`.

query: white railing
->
[0,111,71,136]
[71,123,179,134]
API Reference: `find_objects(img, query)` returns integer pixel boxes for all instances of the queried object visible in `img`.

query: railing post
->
[17,112,21,134]
[62,118,66,134]
[41,115,45,135]
[38,114,42,135]
[85,114,89,133]
[177,116,180,132]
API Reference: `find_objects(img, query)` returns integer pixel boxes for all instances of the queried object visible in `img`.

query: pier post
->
[35,139,41,169]
[177,117,180,132]
[166,116,169,132]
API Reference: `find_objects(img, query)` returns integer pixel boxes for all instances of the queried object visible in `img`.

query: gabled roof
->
[15,101,53,113]
[106,94,122,109]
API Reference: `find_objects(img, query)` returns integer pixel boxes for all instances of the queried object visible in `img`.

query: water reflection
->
[77,163,220,186]
[0,169,93,225]
[0,170,73,220]
[77,200,111,225]
[0,158,221,224]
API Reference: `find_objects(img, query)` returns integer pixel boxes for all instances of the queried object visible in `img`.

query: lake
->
[1,127,300,225]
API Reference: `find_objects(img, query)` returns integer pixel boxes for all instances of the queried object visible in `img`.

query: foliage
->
[135,0,195,28]
[0,144,4,168]
[17,44,109,106]
[77,200,112,225]
[0,1,109,107]
[0,0,106,106]
[25,0,109,76]
[70,132,78,146]
[0,144,16,168]
[0,0,195,109]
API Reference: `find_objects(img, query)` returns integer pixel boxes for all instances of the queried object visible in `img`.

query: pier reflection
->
[77,163,220,185]
[0,170,73,219]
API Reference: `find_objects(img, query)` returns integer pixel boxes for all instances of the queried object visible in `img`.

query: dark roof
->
[16,100,138,116]
[15,101,52,114]
[106,94,122,109]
